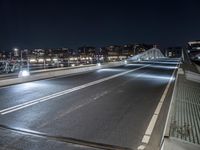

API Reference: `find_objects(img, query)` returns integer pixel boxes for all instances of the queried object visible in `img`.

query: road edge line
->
[137,63,179,150]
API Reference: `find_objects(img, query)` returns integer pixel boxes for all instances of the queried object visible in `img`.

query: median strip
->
[0,65,149,115]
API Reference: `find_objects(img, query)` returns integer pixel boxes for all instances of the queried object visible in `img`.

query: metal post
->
[20,50,22,70]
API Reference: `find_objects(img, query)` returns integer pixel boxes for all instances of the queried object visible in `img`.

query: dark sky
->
[0,0,200,50]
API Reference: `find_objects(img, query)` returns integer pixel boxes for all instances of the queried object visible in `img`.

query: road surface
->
[0,59,179,150]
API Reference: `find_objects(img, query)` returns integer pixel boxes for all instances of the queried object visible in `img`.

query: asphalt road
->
[0,59,179,150]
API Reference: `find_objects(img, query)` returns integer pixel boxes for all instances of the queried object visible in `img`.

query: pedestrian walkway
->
[162,64,200,150]
[170,73,200,144]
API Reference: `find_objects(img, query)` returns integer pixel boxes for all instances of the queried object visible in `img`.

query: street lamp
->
[14,48,18,51]
[14,48,30,77]
[13,48,19,59]
[13,48,22,69]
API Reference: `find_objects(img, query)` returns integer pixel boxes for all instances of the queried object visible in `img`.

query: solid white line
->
[0,65,150,115]
[140,63,178,146]
[160,63,180,146]
[137,145,146,150]
[144,114,158,136]
[142,135,151,143]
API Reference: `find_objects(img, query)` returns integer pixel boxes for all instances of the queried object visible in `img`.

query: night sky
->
[0,0,200,50]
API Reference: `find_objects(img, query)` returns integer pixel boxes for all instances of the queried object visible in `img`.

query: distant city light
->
[53,58,58,61]
[46,58,51,61]
[14,48,18,51]
[29,59,37,63]
[38,58,44,62]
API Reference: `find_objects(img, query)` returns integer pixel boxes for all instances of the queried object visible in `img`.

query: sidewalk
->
[162,64,200,150]
[162,138,200,150]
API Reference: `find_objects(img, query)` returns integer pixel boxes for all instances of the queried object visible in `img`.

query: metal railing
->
[128,48,164,61]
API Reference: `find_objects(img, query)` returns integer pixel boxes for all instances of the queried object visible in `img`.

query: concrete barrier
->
[31,64,95,73]
[0,64,96,80]
[0,62,124,87]
[195,64,200,73]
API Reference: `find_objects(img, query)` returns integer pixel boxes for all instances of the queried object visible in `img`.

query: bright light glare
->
[124,60,127,64]
[97,68,124,73]
[139,74,173,81]
[150,65,178,70]
[30,59,36,62]
[22,70,30,77]
[125,63,146,67]
[20,82,41,89]
[71,64,75,67]
[97,63,101,66]
[18,70,30,77]
[46,58,51,61]
[140,61,178,65]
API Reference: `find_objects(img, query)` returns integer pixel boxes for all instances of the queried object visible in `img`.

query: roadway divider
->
[0,62,124,87]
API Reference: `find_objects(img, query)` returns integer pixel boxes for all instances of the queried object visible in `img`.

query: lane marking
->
[160,63,181,147]
[137,145,146,150]
[0,65,150,115]
[137,63,179,149]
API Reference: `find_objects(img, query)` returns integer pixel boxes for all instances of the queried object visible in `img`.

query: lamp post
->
[13,48,20,65]
[13,48,19,58]
[14,48,30,78]
[13,48,23,70]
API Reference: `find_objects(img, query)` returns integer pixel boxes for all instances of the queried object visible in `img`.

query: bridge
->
[128,48,164,62]
[0,48,199,150]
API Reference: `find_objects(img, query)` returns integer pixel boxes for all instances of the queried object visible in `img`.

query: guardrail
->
[0,62,124,87]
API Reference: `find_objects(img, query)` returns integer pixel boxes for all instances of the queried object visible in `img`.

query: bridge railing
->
[128,48,165,61]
